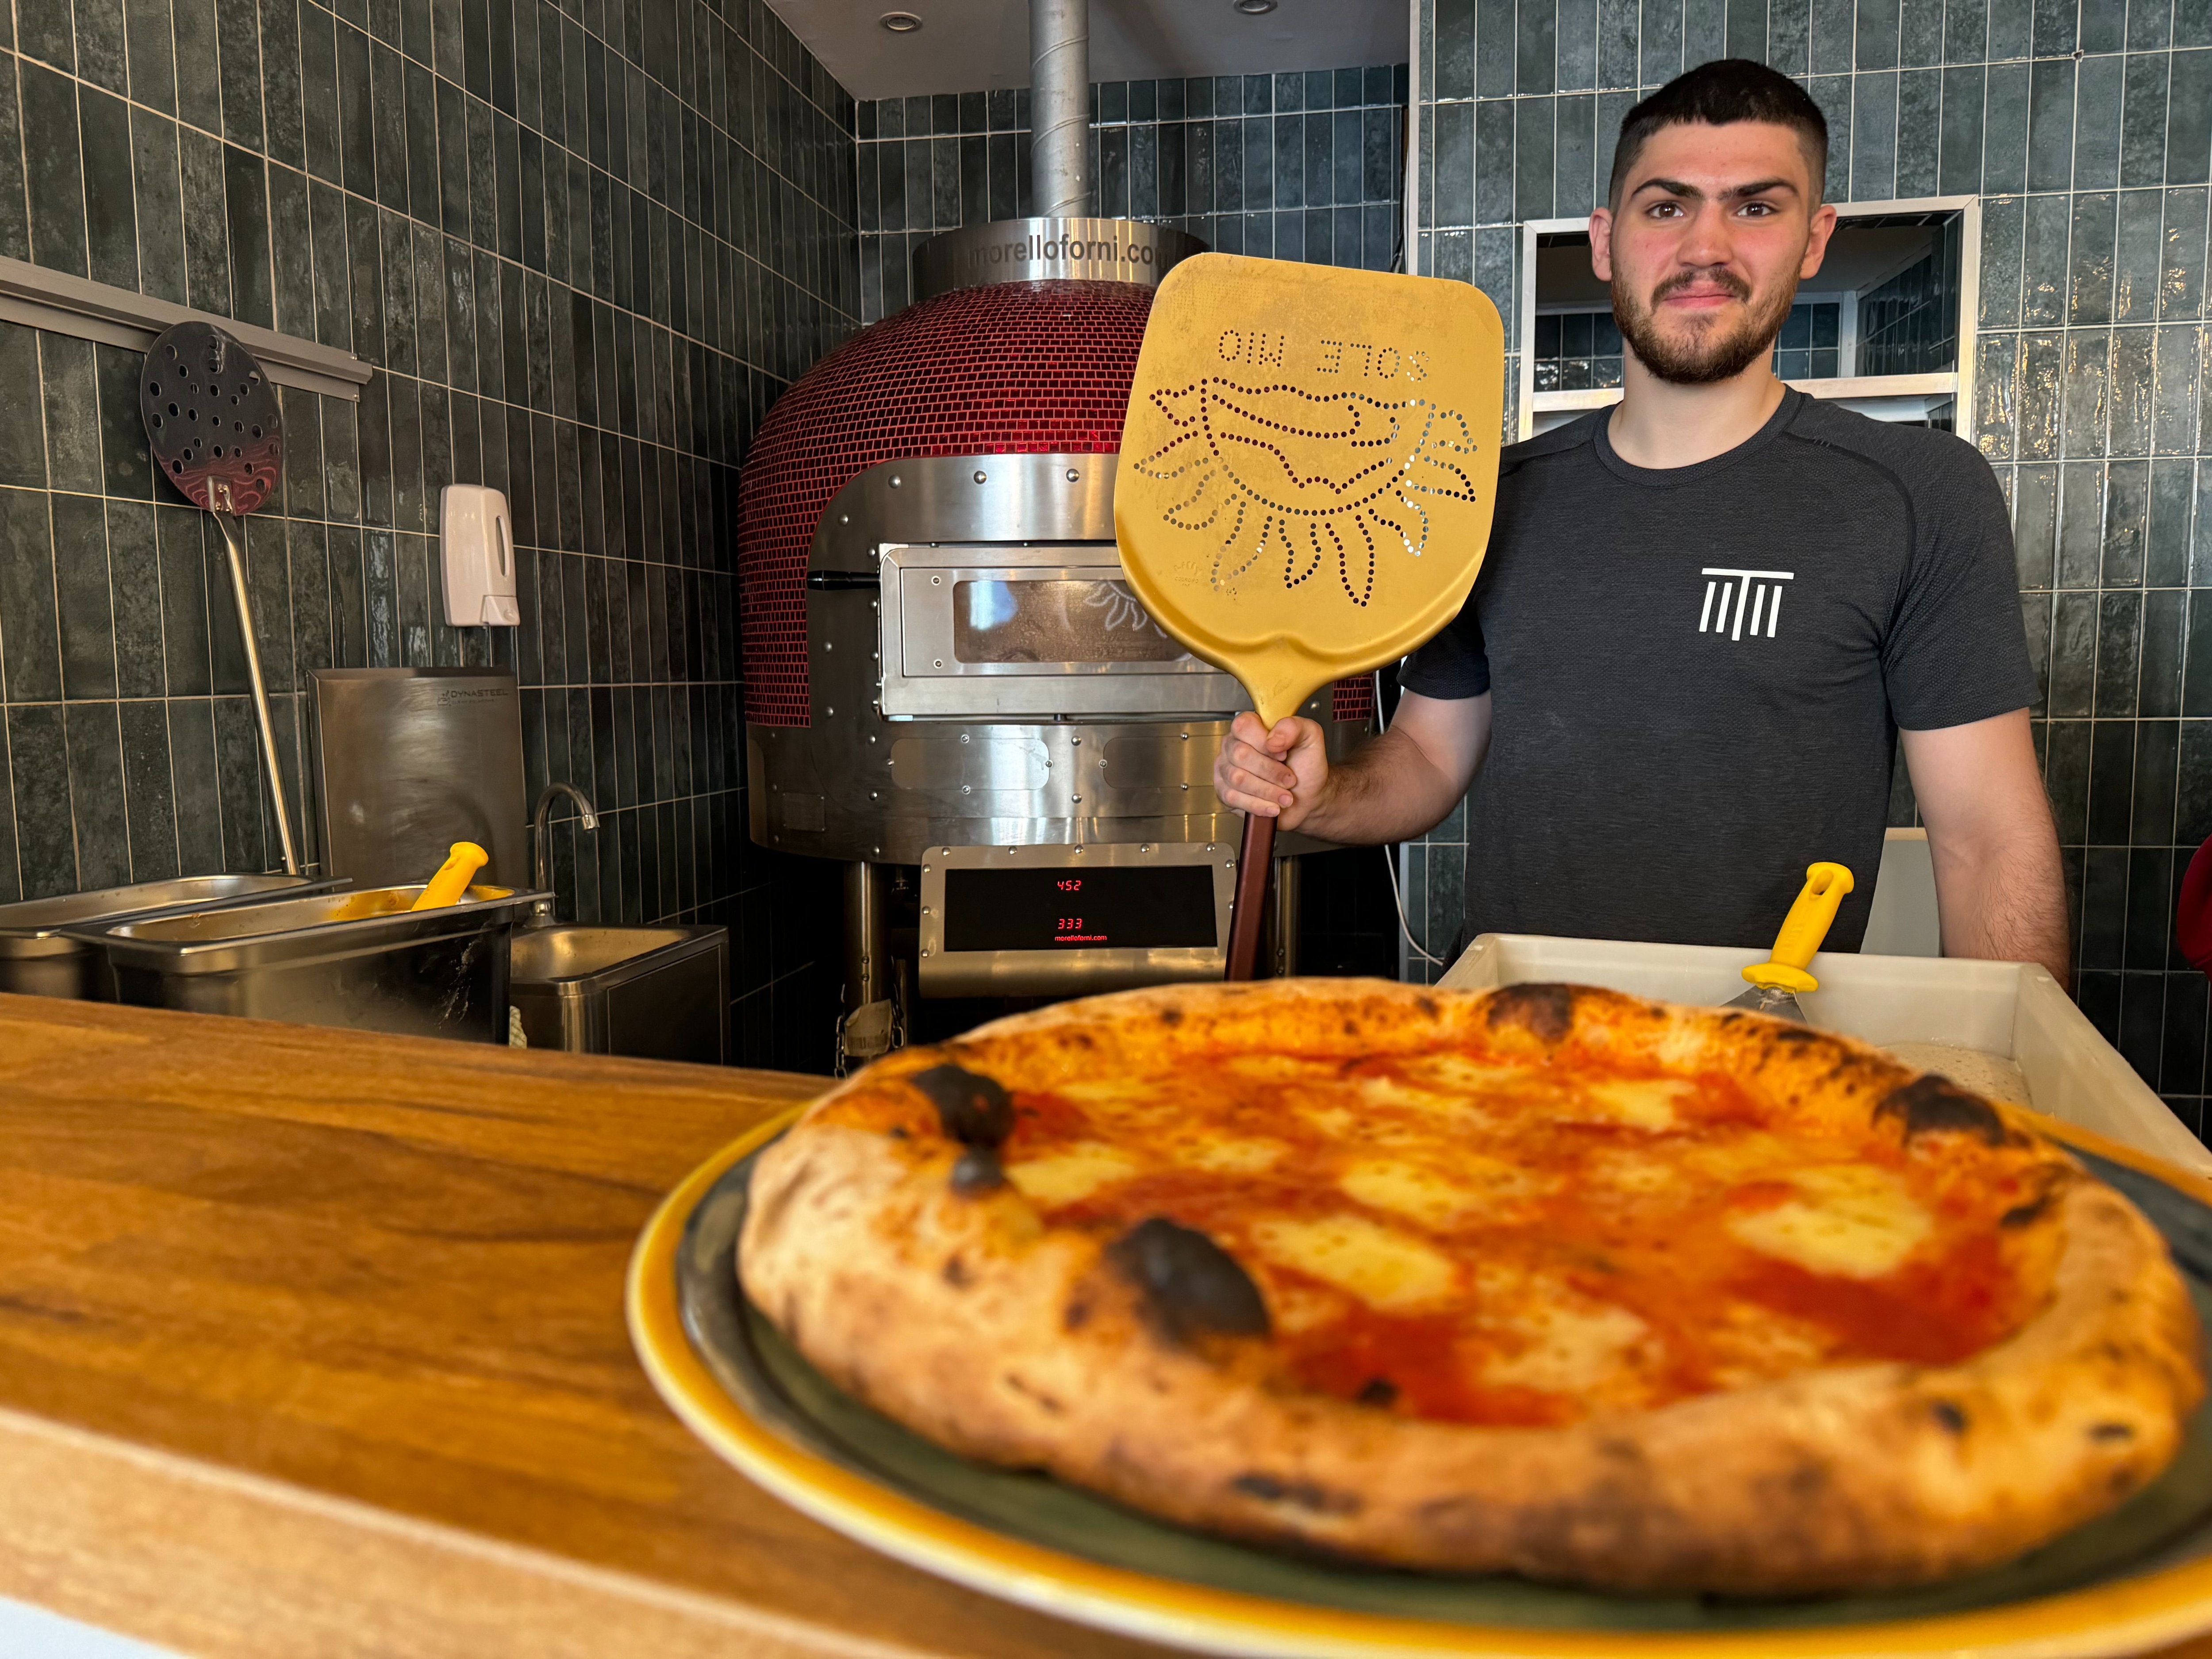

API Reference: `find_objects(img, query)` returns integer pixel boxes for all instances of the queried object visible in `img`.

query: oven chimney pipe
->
[1029,0,1090,217]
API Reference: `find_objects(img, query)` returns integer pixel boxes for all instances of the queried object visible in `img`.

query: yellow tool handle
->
[1741,861,1855,995]
[410,841,489,911]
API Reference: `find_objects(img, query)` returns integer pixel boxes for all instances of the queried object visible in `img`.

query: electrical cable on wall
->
[1375,665,1444,968]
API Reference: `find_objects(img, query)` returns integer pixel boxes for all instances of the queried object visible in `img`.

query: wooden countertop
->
[1,992,2206,1659]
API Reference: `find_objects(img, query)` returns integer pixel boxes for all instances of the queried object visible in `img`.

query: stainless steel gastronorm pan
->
[0,873,346,999]
[87,884,547,1042]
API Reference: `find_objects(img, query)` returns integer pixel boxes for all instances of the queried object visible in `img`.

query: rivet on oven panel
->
[870,791,879,800]
[1180,782,1189,791]
[922,906,931,915]
[1071,736,1081,745]
[973,470,987,484]
[1206,844,1216,853]
[841,515,850,524]
[959,732,970,743]
[923,947,932,956]
[1139,844,1149,853]
[891,475,902,488]
[1066,469,1079,482]
[962,784,972,794]
[934,658,945,668]
[931,574,941,585]
[826,707,835,715]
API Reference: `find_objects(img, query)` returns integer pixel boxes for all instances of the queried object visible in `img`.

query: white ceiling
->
[768,0,1409,103]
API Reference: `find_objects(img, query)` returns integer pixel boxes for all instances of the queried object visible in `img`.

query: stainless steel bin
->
[89,884,548,1041]
[0,874,345,999]
[509,925,730,1063]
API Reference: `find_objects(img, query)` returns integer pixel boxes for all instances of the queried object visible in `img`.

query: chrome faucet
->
[530,783,599,922]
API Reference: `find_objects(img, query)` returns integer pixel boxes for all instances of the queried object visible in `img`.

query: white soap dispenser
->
[441,484,519,626]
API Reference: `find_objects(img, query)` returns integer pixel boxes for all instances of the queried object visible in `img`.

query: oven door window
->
[953,580,1188,665]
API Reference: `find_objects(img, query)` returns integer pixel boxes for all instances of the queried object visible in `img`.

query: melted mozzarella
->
[1356,1074,1462,1113]
[1574,1076,1694,1130]
[1223,1054,1336,1082]
[1725,1165,1932,1279]
[1483,1298,1651,1392]
[1397,1055,1526,1095]
[1175,1135,1286,1174]
[1052,1078,1169,1109]
[1339,1158,1478,1228]
[1004,1141,1142,1206]
[1247,1214,1457,1311]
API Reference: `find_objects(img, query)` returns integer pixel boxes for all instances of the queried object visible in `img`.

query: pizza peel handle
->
[1113,253,1505,979]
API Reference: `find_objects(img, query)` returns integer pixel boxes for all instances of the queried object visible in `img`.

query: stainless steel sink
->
[0,873,345,999]
[509,925,728,1063]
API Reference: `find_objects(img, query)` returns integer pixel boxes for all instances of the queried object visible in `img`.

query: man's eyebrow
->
[1628,176,1801,203]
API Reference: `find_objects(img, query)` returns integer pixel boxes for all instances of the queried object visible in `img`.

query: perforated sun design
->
[1129,380,1484,609]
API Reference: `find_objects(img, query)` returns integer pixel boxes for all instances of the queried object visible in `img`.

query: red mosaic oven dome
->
[737,280,1154,729]
[735,276,1375,730]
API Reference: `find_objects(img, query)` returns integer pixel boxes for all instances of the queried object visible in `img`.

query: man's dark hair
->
[1606,60,1828,207]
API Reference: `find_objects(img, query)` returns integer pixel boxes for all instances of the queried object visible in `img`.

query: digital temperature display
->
[943,865,1218,952]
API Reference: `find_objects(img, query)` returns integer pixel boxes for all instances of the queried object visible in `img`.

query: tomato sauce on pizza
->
[995,1048,2060,1428]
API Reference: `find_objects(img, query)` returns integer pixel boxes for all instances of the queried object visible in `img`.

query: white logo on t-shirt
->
[1699,567,1795,640]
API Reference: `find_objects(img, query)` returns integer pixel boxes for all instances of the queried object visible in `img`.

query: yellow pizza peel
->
[1114,253,1505,978]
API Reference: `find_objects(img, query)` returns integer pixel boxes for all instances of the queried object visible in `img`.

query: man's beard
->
[1611,265,1797,386]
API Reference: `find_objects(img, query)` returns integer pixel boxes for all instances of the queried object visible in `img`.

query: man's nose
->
[1674,200,1735,266]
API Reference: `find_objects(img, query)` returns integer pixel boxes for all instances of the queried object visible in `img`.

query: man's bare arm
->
[1901,710,2071,987]
[1212,691,1491,845]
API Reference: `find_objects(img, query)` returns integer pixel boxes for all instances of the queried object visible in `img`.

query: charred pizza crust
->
[739,980,2204,1593]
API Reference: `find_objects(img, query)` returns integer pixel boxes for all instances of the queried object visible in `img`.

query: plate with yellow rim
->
[626,1109,2212,1659]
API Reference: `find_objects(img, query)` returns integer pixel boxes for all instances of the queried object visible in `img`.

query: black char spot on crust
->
[911,1064,1014,1146]
[949,1146,1007,1196]
[942,1255,972,1287]
[2090,1421,2137,1441]
[1231,1472,1362,1515]
[1874,1074,2012,1146]
[2001,1194,2055,1228]
[1159,1006,1183,1025]
[1106,1217,1271,1344]
[1931,1400,1968,1433]
[1356,1377,1398,1407]
[1486,983,1576,1043]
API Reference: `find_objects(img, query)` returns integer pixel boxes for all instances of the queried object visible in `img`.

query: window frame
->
[1512,195,1982,442]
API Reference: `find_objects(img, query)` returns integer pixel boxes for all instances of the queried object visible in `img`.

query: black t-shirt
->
[1398,390,2036,952]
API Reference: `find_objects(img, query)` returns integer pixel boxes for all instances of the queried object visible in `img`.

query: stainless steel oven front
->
[918,840,1236,996]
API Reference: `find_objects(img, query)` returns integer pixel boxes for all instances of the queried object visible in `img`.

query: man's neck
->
[1605,356,1788,469]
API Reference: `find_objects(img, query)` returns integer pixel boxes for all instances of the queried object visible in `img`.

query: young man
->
[1214,59,2070,983]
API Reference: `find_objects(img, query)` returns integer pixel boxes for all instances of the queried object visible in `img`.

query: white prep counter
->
[1439,933,2212,1175]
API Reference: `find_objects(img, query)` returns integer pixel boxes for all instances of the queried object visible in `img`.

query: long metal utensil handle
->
[1223,811,1275,980]
[215,508,300,875]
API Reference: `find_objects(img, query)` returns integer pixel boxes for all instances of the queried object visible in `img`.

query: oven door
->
[878,542,1248,719]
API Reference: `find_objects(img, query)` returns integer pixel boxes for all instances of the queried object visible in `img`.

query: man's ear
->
[1590,206,1614,283]
[1799,201,1839,280]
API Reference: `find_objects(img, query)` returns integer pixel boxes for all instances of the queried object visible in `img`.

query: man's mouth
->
[1651,273,1752,311]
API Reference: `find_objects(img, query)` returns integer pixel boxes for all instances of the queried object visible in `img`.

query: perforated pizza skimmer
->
[1113,253,1505,978]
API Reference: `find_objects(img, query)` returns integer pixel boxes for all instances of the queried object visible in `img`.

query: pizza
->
[738,979,2204,1593]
